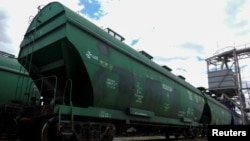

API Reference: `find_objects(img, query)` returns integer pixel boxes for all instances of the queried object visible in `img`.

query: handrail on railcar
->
[63,79,73,106]
[28,75,58,105]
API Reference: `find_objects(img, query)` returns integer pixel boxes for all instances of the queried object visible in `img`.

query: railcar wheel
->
[101,126,116,141]
[41,116,76,141]
[41,117,60,141]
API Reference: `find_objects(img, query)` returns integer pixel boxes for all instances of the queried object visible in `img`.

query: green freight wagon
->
[0,51,38,137]
[0,51,38,104]
[17,2,236,141]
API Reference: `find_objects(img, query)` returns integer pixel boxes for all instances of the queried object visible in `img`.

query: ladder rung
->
[60,120,72,123]
[61,132,73,136]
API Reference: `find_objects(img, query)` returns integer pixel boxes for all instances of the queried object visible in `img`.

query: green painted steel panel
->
[128,107,155,117]
[0,54,38,104]
[18,2,207,126]
[205,95,232,124]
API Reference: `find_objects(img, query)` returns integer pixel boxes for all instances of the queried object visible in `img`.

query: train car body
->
[203,94,232,125]
[0,51,38,137]
[0,51,39,106]
[0,51,28,104]
[16,2,240,141]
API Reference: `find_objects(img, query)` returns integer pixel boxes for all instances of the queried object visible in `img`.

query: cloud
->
[225,0,248,28]
[176,67,187,72]
[240,64,248,70]
[0,9,11,44]
[80,0,107,20]
[130,39,139,46]
[179,42,205,54]
[0,8,15,54]
[224,0,250,43]
[154,56,188,62]
[236,29,250,36]
[196,56,205,61]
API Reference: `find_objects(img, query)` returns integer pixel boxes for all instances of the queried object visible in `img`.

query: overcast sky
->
[1,0,250,91]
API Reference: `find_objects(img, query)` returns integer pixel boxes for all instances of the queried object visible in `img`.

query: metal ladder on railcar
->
[14,33,36,105]
[15,8,44,105]
[14,11,45,105]
[58,79,75,138]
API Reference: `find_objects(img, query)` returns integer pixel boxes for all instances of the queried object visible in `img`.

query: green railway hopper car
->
[17,2,233,141]
[0,51,38,105]
[199,87,243,125]
[0,51,38,137]
[205,95,232,125]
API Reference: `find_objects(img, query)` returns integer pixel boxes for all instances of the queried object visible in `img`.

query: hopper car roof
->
[0,51,28,75]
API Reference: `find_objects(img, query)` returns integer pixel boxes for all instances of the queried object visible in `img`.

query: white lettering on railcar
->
[99,111,111,118]
[164,103,170,112]
[187,90,193,101]
[186,107,194,117]
[100,60,108,68]
[178,111,185,117]
[134,82,144,103]
[162,84,173,92]
[163,92,170,112]
[106,78,117,89]
[100,60,113,70]
[86,51,99,60]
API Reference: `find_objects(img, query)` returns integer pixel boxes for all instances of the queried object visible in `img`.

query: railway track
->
[1,132,207,141]
[1,136,208,141]
[1,137,208,141]
[114,135,208,141]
